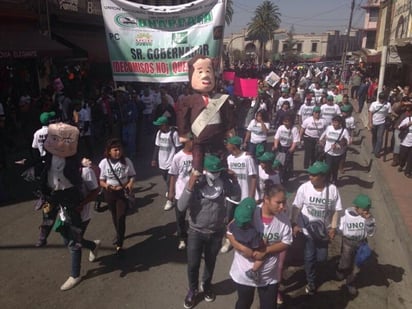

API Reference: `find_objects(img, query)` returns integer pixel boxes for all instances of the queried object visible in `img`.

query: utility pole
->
[341,0,355,81]
[378,0,393,95]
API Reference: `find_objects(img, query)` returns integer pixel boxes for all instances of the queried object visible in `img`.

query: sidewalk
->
[356,109,412,269]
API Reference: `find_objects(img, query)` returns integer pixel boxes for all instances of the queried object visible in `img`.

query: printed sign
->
[264,71,280,87]
[100,0,226,82]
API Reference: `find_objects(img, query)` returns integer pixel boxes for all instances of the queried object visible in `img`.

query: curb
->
[357,114,412,272]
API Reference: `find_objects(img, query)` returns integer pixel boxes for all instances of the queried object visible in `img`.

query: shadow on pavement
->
[338,175,374,189]
[83,222,186,280]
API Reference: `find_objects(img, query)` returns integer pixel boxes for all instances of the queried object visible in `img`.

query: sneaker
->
[89,240,101,262]
[305,283,316,295]
[164,200,174,211]
[116,246,125,258]
[277,291,284,305]
[220,238,232,253]
[178,240,186,250]
[245,269,259,283]
[60,276,81,291]
[203,288,216,302]
[398,166,404,172]
[165,191,168,198]
[183,289,198,309]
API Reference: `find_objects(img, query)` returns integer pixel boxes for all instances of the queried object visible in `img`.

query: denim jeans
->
[371,123,385,155]
[174,199,187,241]
[393,129,401,154]
[62,228,82,278]
[304,236,328,286]
[186,229,224,291]
[235,282,279,309]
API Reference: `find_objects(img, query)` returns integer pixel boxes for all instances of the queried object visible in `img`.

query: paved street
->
[1,114,412,309]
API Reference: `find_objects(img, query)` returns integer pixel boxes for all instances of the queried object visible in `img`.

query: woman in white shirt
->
[243,110,270,157]
[397,107,412,178]
[227,181,292,309]
[99,138,136,256]
[319,116,350,184]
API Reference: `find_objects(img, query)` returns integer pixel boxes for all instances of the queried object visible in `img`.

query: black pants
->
[104,189,127,247]
[399,145,412,174]
[235,282,279,309]
[303,136,319,169]
[326,153,344,183]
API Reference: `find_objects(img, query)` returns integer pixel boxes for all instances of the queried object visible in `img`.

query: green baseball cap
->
[255,144,265,158]
[153,116,168,126]
[203,154,225,172]
[272,159,282,168]
[313,106,321,113]
[40,111,56,125]
[234,197,256,227]
[226,136,242,146]
[327,95,334,101]
[258,152,275,162]
[353,194,372,209]
[307,161,330,175]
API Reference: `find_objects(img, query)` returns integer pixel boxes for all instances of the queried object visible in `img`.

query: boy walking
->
[336,194,376,296]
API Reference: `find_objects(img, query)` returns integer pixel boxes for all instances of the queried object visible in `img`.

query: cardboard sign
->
[222,71,235,81]
[234,77,258,98]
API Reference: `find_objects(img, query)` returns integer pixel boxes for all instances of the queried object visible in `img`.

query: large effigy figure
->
[176,55,235,174]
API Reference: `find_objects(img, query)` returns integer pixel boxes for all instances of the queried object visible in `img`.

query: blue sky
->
[225,0,366,35]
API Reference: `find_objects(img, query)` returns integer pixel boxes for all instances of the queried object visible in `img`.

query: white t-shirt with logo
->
[339,207,375,241]
[229,206,293,287]
[247,119,270,144]
[98,157,136,186]
[319,125,350,156]
[168,150,192,200]
[292,181,342,236]
[274,125,300,147]
[369,101,392,125]
[276,96,294,111]
[255,165,281,201]
[301,117,326,139]
[399,117,412,147]
[155,129,182,170]
[32,126,48,157]
[298,104,315,123]
[80,166,99,222]
[227,152,257,200]
[320,103,341,125]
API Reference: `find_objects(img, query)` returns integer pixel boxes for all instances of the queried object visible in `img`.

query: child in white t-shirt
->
[336,194,375,296]
[151,116,182,210]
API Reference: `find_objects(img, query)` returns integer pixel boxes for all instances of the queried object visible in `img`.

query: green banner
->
[101,0,226,82]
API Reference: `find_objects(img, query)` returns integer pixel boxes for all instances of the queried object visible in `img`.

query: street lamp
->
[227,34,245,65]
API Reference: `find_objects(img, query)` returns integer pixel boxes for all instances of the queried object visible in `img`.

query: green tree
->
[282,25,300,63]
[225,0,233,25]
[247,0,281,64]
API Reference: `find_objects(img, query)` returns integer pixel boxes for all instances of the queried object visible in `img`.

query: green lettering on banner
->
[101,0,224,82]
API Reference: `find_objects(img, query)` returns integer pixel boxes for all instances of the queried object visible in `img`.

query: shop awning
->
[53,29,109,63]
[0,28,72,58]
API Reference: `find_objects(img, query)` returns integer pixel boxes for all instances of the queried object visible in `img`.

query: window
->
[369,8,378,22]
[311,42,318,52]
[282,43,288,51]
[297,43,302,52]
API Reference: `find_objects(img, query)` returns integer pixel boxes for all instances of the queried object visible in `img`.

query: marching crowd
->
[1,58,411,309]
